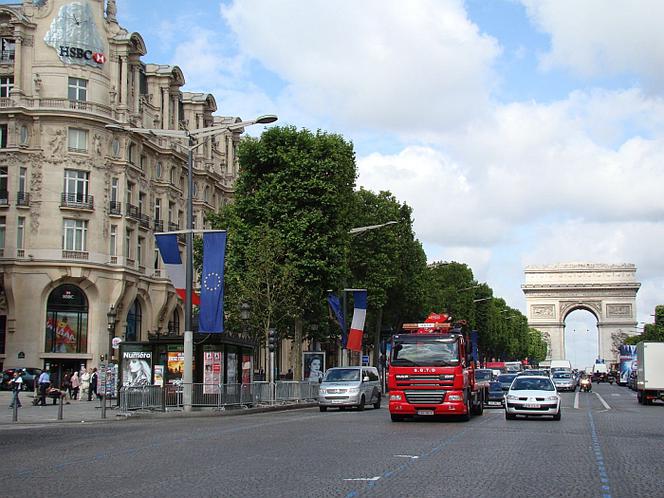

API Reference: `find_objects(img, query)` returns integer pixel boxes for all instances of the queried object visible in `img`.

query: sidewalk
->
[0,391,316,426]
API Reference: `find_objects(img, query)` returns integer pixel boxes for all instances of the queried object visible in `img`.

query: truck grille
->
[405,390,445,404]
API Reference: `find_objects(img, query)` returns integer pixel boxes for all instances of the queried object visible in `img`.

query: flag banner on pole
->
[346,290,367,352]
[327,293,347,346]
[155,233,200,305]
[199,231,227,333]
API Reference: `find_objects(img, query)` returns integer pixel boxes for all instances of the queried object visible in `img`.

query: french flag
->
[155,233,200,305]
[346,290,367,352]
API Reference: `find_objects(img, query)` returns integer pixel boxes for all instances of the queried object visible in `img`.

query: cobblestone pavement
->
[0,383,661,497]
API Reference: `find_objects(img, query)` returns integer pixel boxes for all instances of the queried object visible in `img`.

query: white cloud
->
[520,0,664,91]
[220,0,501,133]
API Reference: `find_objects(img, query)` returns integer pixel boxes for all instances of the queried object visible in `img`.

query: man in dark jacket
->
[88,368,98,401]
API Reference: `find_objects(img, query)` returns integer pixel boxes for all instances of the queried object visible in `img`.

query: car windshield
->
[553,373,572,379]
[322,369,360,382]
[497,374,517,384]
[511,378,555,391]
[475,370,492,381]
[391,338,459,367]
[489,381,503,391]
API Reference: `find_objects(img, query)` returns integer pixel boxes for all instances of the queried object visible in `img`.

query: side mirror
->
[363,376,369,382]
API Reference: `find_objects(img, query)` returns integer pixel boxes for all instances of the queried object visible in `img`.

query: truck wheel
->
[390,414,404,422]
[461,395,472,421]
[637,392,644,404]
[471,396,484,416]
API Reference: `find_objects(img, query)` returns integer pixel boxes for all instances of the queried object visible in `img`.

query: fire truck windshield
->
[391,337,459,367]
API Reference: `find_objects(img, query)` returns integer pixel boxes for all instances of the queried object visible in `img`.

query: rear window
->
[553,373,572,379]
[475,370,492,382]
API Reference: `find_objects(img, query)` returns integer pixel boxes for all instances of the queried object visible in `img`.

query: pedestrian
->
[88,368,98,401]
[80,368,90,399]
[70,371,80,400]
[8,370,23,408]
[62,370,72,398]
[37,368,51,406]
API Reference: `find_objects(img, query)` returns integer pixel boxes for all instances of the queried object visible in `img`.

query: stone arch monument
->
[522,263,640,362]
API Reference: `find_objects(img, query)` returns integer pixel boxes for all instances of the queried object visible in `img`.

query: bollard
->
[12,401,18,423]
[101,394,106,419]
[58,394,63,420]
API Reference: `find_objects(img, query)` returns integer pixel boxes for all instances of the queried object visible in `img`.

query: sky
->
[17,0,664,367]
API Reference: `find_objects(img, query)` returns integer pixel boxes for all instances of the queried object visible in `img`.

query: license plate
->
[523,403,540,409]
[417,410,434,416]
[488,401,501,405]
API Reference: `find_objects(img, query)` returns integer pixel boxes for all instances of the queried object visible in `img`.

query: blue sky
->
[11,0,664,367]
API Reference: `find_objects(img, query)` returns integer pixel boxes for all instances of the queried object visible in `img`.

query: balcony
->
[60,192,94,210]
[168,222,179,232]
[16,191,29,207]
[0,190,8,207]
[154,219,164,232]
[109,201,122,216]
[62,250,89,260]
[126,203,140,220]
[138,213,151,230]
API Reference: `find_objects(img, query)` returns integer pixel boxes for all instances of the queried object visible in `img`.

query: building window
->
[0,38,14,62]
[0,124,7,148]
[16,216,24,250]
[68,128,88,153]
[125,299,142,341]
[18,167,26,193]
[168,202,175,225]
[0,216,5,255]
[168,309,180,334]
[128,143,136,165]
[155,162,162,179]
[154,248,160,270]
[154,198,161,221]
[0,76,13,98]
[192,182,197,198]
[140,155,146,171]
[63,219,87,251]
[68,77,87,101]
[0,166,7,202]
[204,186,210,203]
[125,228,133,259]
[170,167,176,184]
[137,236,144,267]
[0,315,5,355]
[45,284,88,354]
[126,182,133,207]
[110,225,117,257]
[138,192,145,214]
[63,169,89,203]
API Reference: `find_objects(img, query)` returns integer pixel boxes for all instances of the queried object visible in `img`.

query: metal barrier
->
[119,381,319,413]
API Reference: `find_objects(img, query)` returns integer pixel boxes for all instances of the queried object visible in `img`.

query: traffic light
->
[268,328,277,352]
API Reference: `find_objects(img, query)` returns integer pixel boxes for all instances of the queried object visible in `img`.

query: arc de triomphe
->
[522,263,640,362]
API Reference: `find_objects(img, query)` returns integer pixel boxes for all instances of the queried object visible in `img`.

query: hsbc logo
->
[59,46,106,64]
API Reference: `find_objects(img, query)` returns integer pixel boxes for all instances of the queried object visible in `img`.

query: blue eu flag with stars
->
[199,231,227,333]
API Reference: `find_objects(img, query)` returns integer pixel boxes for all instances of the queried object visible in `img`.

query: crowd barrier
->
[118,381,320,413]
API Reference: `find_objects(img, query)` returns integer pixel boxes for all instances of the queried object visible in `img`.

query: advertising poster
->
[303,352,325,382]
[203,352,223,394]
[122,350,152,387]
[153,365,164,387]
[242,355,252,384]
[619,345,638,384]
[167,351,184,384]
[227,352,237,384]
[98,363,118,397]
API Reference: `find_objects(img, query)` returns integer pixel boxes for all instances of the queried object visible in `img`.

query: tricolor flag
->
[199,231,227,333]
[346,290,367,352]
[154,233,200,305]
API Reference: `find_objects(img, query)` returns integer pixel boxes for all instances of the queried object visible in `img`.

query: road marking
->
[394,455,419,459]
[610,393,621,397]
[595,392,611,410]
[574,391,580,409]
[344,477,381,481]
[588,411,613,498]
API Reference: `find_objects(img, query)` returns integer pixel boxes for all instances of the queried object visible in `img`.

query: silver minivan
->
[318,366,382,412]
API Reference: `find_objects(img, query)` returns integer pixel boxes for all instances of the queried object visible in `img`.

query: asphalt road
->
[1,382,661,498]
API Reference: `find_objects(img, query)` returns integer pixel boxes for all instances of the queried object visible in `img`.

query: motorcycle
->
[579,378,592,392]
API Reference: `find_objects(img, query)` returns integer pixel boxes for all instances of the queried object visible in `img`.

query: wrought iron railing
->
[60,192,93,209]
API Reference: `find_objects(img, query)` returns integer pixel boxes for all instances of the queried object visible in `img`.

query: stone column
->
[162,87,170,129]
[11,36,23,96]
[119,56,128,107]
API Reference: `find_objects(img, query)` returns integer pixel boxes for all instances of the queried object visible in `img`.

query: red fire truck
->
[388,312,484,422]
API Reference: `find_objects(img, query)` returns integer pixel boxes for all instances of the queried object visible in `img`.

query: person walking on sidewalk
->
[8,370,23,408]
[70,371,80,400]
[37,369,51,406]
[88,368,99,401]
[80,368,90,399]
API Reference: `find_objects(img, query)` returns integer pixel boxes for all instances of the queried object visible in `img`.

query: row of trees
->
[624,305,664,344]
[202,126,547,378]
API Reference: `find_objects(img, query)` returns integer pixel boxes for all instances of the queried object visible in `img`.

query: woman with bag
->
[70,371,80,400]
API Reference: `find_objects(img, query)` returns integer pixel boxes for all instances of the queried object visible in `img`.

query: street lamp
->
[106,114,277,411]
[107,305,117,360]
[473,297,492,303]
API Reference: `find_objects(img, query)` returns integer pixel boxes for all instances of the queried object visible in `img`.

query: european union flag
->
[199,231,227,333]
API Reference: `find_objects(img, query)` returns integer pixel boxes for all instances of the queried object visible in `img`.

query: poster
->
[303,352,325,383]
[46,313,79,353]
[203,351,223,394]
[227,352,237,384]
[122,351,152,387]
[167,351,184,384]
[154,365,164,387]
[619,345,637,384]
[242,355,252,384]
[99,363,118,397]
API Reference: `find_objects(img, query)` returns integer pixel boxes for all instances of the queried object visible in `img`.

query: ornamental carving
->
[606,304,632,318]
[559,300,602,320]
[530,304,554,319]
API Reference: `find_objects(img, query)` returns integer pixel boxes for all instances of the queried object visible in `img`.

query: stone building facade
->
[0,0,248,380]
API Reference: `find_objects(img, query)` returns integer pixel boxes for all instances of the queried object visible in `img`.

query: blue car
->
[485,381,505,407]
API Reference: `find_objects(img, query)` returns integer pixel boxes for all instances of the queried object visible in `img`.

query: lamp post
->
[107,114,277,411]
[107,305,117,361]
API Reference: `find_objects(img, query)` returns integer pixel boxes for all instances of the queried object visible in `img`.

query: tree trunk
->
[373,307,383,367]
[294,316,304,381]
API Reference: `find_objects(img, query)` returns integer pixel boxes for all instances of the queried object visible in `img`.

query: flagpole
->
[183,136,194,412]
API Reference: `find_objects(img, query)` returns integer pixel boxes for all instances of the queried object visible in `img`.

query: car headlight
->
[506,395,518,400]
[448,394,463,401]
[389,394,402,401]
[319,389,326,395]
[348,387,359,393]
[546,396,559,401]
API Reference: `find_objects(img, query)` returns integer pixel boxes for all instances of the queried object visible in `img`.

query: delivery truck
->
[636,342,664,405]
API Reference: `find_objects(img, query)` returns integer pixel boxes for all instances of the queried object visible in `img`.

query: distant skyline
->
[8,0,662,362]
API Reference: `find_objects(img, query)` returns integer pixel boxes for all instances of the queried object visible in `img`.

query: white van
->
[550,360,572,370]
[318,366,381,412]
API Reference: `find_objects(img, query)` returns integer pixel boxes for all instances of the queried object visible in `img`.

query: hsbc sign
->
[59,46,106,64]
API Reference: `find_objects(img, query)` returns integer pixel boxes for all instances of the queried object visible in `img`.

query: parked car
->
[505,375,561,420]
[1,368,43,391]
[551,371,576,392]
[496,373,518,392]
[318,366,381,412]
[485,381,505,407]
